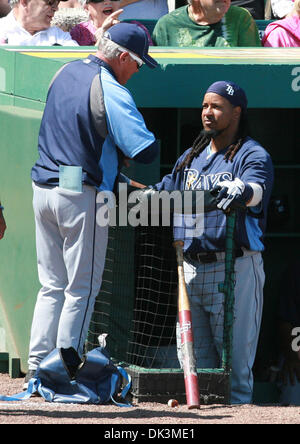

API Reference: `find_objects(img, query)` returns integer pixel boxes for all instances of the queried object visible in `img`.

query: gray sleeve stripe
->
[48,63,70,90]
[90,74,108,140]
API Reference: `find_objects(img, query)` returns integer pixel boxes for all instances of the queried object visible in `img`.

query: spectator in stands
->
[231,0,265,19]
[0,0,10,17]
[262,0,300,46]
[0,0,79,45]
[50,0,88,32]
[0,203,6,240]
[70,1,153,46]
[152,0,261,47]
[70,0,123,45]
[271,0,294,18]
[119,0,168,20]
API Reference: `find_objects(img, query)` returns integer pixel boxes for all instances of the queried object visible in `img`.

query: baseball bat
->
[173,240,200,409]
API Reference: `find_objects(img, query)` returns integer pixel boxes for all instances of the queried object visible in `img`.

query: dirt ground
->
[0,373,299,426]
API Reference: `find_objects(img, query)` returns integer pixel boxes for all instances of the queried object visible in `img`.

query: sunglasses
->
[43,0,60,6]
[128,52,144,69]
[116,44,144,69]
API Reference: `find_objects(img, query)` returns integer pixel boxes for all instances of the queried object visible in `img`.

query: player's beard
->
[200,128,224,139]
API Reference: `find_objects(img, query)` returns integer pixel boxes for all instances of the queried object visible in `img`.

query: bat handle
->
[173,240,184,265]
[174,240,200,409]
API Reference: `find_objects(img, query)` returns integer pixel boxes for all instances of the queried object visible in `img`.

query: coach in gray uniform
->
[24,23,159,389]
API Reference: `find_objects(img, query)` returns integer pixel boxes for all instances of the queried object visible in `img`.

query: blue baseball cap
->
[104,23,158,69]
[205,81,248,114]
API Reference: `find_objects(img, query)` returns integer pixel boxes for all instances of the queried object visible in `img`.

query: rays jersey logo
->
[184,169,233,190]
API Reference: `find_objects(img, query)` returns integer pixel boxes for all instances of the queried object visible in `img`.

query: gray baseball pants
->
[177,251,265,404]
[28,182,108,370]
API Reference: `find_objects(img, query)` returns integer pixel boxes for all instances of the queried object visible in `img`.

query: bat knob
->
[188,404,200,410]
[173,240,184,248]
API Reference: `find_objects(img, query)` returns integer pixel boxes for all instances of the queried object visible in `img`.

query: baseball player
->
[153,81,274,404]
[24,23,159,389]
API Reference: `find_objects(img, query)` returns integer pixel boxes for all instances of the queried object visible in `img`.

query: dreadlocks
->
[176,112,249,172]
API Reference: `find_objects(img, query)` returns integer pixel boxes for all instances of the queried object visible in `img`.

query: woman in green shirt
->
[152,0,261,47]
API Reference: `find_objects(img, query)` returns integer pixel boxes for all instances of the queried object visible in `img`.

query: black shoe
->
[23,369,37,391]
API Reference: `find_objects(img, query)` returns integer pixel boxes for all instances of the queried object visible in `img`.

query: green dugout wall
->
[0,46,299,400]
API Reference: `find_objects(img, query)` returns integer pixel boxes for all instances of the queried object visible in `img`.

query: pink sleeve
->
[70,23,96,46]
[263,27,294,47]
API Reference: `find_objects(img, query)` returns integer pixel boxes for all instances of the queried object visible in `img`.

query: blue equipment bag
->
[0,346,132,407]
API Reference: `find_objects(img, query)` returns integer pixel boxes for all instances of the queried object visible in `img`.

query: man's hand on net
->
[214,178,245,211]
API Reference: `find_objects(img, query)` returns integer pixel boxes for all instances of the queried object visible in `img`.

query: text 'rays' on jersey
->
[184,169,233,190]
